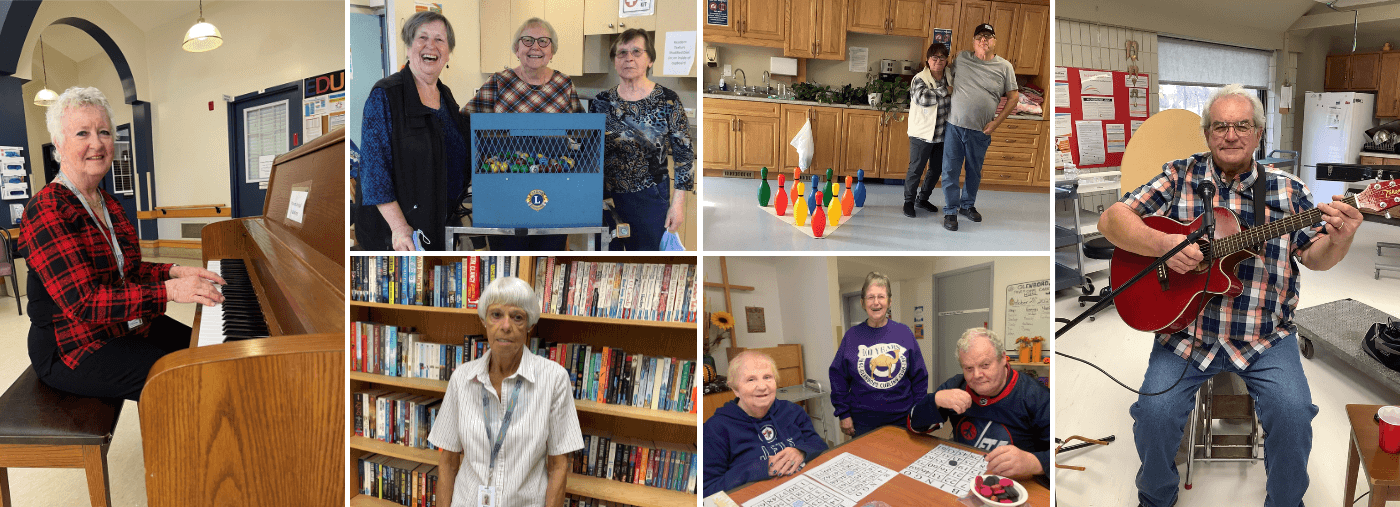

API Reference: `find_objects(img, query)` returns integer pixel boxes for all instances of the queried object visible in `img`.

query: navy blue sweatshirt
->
[829,320,929,423]
[702,399,828,496]
[907,367,1051,474]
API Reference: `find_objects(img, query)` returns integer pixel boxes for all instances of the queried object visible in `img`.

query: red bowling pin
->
[775,174,788,216]
[812,191,826,238]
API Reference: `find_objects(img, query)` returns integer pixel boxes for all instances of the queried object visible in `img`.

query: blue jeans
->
[940,124,991,215]
[1131,333,1317,507]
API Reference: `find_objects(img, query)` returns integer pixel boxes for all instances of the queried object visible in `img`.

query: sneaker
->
[915,199,939,213]
[960,207,983,222]
[903,201,916,218]
[943,214,958,231]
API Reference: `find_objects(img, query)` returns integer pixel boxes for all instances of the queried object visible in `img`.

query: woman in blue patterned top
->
[589,29,695,250]
[356,11,468,251]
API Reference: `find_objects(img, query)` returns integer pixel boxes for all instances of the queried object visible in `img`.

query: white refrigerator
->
[1301,91,1376,200]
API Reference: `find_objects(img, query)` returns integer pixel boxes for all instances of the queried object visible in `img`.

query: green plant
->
[835,84,868,106]
[792,82,830,102]
[865,78,911,116]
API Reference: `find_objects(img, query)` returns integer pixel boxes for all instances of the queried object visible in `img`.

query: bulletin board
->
[1003,279,1050,344]
[1054,66,1151,169]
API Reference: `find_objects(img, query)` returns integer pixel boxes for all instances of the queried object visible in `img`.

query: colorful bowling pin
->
[854,169,868,207]
[793,168,804,208]
[775,175,788,216]
[812,191,826,238]
[757,167,771,206]
[794,191,808,226]
[808,175,819,214]
[823,168,835,207]
[828,183,841,226]
[842,175,855,216]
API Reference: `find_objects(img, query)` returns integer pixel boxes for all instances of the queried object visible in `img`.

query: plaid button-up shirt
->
[464,68,583,114]
[20,182,172,369]
[1121,152,1325,370]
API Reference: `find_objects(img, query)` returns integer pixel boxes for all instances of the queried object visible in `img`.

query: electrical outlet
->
[1097,204,1105,213]
[723,64,732,77]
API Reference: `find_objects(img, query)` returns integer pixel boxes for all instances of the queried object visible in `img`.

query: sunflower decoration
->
[706,311,735,356]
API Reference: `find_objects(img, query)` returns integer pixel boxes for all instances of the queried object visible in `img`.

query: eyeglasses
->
[864,294,888,302]
[615,48,647,60]
[1208,121,1257,138]
[974,34,996,41]
[518,36,553,48]
[928,56,948,62]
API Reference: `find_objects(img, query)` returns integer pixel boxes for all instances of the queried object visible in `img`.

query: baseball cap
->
[974,23,995,37]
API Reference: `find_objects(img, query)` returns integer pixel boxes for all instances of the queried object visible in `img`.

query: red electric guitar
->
[1111,179,1400,333]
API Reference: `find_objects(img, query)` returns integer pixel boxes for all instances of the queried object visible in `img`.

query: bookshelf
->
[349,255,699,507]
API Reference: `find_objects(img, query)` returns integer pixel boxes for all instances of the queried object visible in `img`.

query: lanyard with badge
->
[55,172,142,330]
[478,378,523,507]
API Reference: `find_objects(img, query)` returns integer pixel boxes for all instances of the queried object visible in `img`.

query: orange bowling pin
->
[792,167,804,207]
[842,175,855,216]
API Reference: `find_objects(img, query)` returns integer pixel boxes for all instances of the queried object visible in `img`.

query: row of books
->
[358,454,438,507]
[351,322,488,380]
[532,258,698,323]
[350,255,525,307]
[575,432,697,494]
[535,341,698,414]
[564,496,642,507]
[353,389,442,451]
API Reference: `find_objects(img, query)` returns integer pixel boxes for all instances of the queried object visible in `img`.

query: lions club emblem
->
[856,343,908,389]
[527,190,548,211]
[760,424,776,442]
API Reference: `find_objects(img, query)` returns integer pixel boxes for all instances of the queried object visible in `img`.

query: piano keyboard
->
[197,259,271,346]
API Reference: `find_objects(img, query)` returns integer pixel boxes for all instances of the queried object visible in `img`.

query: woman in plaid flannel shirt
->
[21,87,225,401]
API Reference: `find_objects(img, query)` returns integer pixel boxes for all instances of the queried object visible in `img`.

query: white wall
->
[702,256,788,377]
[777,256,841,446]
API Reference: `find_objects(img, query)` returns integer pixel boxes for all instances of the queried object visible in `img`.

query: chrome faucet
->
[734,68,747,91]
[761,70,771,93]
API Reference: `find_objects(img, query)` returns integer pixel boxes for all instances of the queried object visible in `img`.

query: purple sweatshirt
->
[828,320,928,422]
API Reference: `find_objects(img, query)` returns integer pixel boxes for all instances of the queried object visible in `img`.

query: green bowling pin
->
[758,167,771,206]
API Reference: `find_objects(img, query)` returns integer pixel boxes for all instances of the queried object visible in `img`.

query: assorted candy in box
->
[479,151,577,173]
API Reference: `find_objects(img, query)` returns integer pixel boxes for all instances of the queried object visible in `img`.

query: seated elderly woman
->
[21,86,225,401]
[703,351,827,497]
[427,276,583,506]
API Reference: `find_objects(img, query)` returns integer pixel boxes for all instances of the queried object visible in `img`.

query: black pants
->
[29,316,191,401]
[486,234,568,252]
[905,138,944,203]
[606,185,670,251]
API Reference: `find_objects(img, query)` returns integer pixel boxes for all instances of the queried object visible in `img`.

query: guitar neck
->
[1210,194,1357,257]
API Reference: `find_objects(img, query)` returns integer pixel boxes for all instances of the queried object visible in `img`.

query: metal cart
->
[1055,181,1088,293]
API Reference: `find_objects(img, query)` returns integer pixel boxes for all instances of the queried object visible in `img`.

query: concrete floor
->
[1053,222,1400,506]
[701,176,1053,251]
[0,256,195,507]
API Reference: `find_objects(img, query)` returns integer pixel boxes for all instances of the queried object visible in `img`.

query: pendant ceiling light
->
[182,0,222,52]
[33,35,56,106]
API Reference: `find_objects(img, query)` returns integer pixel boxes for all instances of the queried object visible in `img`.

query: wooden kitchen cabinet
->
[785,0,845,60]
[947,0,1045,75]
[781,104,845,174]
[882,113,912,178]
[584,0,654,35]
[480,0,583,75]
[1008,4,1047,74]
[928,0,962,53]
[849,0,930,37]
[1325,51,1383,91]
[703,99,783,176]
[1378,52,1400,117]
[703,0,785,48]
[841,110,884,178]
[1360,156,1400,166]
[982,119,1047,186]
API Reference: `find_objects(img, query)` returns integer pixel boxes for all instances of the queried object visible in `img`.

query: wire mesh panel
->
[470,113,605,228]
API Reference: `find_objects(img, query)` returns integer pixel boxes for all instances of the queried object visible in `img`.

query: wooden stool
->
[0,366,123,507]
[1345,404,1400,507]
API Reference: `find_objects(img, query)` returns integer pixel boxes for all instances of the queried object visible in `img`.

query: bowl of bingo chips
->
[970,475,1028,506]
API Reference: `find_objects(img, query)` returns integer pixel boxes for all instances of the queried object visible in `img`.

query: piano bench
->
[0,366,123,507]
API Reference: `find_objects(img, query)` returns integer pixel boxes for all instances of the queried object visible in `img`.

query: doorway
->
[932,263,993,383]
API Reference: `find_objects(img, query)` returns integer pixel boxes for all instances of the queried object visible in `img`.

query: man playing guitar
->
[1098,84,1365,507]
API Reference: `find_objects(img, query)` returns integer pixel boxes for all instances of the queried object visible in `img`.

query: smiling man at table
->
[906,328,1050,477]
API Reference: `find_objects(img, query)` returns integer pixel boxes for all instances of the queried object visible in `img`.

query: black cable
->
[1353,491,1369,505]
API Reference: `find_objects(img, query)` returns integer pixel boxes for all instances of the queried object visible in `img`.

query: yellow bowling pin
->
[828,183,841,226]
[794,194,808,226]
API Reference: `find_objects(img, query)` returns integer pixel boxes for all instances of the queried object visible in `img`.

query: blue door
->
[227,82,303,217]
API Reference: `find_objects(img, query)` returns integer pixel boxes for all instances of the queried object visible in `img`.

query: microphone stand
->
[1055,224,1213,338]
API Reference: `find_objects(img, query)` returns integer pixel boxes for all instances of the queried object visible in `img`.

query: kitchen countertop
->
[702,93,1046,121]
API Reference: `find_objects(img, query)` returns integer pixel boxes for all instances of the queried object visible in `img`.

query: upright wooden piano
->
[139,128,345,506]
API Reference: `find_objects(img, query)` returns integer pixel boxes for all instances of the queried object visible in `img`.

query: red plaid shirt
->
[21,182,171,369]
[464,68,583,114]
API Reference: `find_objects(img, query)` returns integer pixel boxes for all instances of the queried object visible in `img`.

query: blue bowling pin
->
[854,169,867,207]
[807,174,819,214]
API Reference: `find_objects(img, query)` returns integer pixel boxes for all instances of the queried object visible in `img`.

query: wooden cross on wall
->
[703,257,754,348]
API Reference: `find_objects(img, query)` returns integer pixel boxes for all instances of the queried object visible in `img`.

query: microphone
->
[1196,180,1217,241]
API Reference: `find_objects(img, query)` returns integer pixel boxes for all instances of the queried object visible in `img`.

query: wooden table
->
[727,426,1050,506]
[1345,404,1400,507]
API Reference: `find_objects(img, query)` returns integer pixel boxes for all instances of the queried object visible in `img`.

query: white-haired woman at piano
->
[428,276,583,507]
[19,86,226,401]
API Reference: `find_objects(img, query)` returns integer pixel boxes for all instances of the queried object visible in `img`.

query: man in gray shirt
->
[940,23,1019,231]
